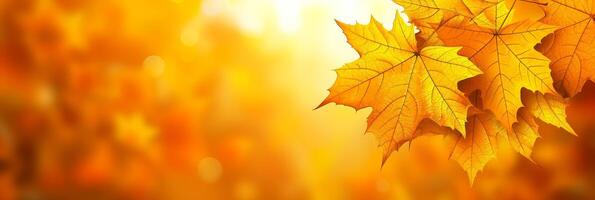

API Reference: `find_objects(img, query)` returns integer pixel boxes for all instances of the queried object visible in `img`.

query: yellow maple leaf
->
[394,0,473,23]
[441,91,541,181]
[397,0,575,179]
[472,0,546,29]
[509,108,540,159]
[393,0,456,47]
[397,0,545,47]
[417,91,539,183]
[318,13,481,162]
[319,0,580,184]
[395,0,494,47]
[521,90,576,135]
[538,0,595,97]
[449,110,504,184]
[433,2,557,131]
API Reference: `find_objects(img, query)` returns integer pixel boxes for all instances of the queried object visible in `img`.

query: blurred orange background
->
[1,0,595,199]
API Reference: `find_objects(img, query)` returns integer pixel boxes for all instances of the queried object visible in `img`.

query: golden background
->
[0,0,594,199]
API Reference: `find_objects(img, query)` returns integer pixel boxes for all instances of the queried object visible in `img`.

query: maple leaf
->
[509,107,540,158]
[470,0,546,29]
[449,109,504,184]
[417,93,539,183]
[397,0,545,47]
[403,0,575,175]
[318,0,581,184]
[435,90,503,183]
[537,0,595,97]
[395,0,495,47]
[318,13,481,162]
[410,111,502,185]
[433,1,557,131]
[521,89,576,135]
[505,90,575,159]
[448,89,573,177]
[394,0,473,23]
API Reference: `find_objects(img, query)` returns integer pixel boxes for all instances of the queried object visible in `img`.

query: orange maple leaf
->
[433,0,557,131]
[318,13,481,162]
[538,0,595,97]
[320,0,579,183]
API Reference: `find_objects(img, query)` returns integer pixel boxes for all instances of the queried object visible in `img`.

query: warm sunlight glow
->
[1,0,593,199]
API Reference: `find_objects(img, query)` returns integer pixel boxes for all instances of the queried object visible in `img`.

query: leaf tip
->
[467,171,477,186]
[334,19,350,31]
[569,129,578,136]
[314,99,331,110]
[380,154,390,168]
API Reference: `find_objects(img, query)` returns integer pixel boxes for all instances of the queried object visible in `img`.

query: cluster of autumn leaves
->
[319,0,593,183]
